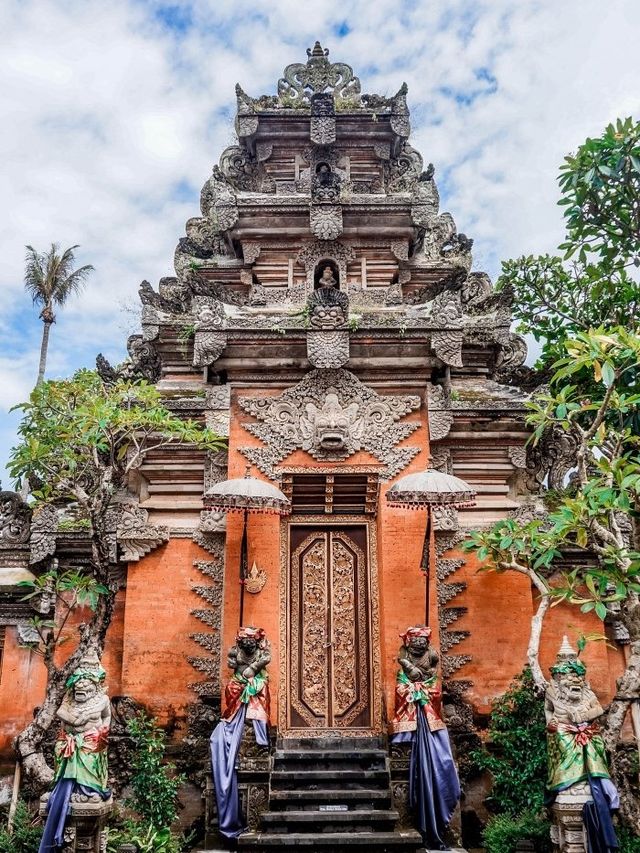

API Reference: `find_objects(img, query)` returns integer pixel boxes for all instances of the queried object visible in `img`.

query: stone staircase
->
[236,737,424,852]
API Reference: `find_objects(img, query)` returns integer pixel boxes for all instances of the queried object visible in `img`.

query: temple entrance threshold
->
[281,519,381,736]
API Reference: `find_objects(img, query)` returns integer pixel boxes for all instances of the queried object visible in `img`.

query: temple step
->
[237,830,424,851]
[269,788,391,808]
[273,748,387,771]
[260,808,399,831]
[237,738,423,852]
[270,768,389,787]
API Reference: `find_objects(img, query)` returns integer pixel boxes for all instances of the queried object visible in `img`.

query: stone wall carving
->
[525,424,580,492]
[387,143,423,193]
[494,332,528,375]
[239,368,421,480]
[278,42,361,106]
[426,384,453,442]
[192,300,227,367]
[189,546,224,698]
[307,330,350,368]
[432,329,464,368]
[29,504,58,565]
[0,491,32,545]
[115,503,169,563]
[97,335,162,385]
[310,204,343,240]
[310,93,336,144]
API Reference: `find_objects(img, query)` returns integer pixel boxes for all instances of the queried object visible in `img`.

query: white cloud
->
[1,0,639,478]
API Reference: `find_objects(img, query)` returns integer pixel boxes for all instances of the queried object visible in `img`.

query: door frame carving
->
[278,514,382,737]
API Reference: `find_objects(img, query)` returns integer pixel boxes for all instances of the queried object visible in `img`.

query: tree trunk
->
[528,590,550,693]
[36,319,53,386]
[14,587,116,790]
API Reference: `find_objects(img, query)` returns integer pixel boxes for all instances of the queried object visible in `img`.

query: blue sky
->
[1,0,639,483]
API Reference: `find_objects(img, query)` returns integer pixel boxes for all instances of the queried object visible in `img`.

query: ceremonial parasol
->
[386,468,476,623]
[204,466,290,625]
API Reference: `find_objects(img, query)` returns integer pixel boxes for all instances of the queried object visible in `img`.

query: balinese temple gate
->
[0,42,625,851]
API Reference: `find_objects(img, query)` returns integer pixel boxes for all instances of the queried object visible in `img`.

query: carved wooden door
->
[288,526,372,730]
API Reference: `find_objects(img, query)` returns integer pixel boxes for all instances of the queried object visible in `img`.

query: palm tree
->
[24,244,94,385]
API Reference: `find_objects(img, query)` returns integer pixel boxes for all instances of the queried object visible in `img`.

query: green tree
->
[467,117,640,832]
[497,117,640,369]
[9,369,224,787]
[23,244,94,385]
[466,327,640,828]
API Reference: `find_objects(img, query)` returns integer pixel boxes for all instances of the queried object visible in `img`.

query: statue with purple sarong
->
[545,637,619,853]
[389,625,460,850]
[38,650,112,853]
[210,627,271,840]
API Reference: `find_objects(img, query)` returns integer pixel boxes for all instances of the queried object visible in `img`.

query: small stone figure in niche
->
[307,263,349,328]
[545,636,619,853]
[39,650,111,853]
[210,627,271,840]
[390,626,460,850]
[312,162,341,203]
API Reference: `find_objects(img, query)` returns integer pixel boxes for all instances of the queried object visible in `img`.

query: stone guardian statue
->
[210,627,271,840]
[545,636,619,853]
[39,649,112,853]
[389,626,460,849]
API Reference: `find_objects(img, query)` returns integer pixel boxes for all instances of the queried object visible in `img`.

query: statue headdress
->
[550,635,586,677]
[237,626,268,648]
[65,648,106,689]
[400,625,432,645]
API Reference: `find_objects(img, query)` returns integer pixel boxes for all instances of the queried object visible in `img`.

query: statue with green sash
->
[39,650,111,853]
[545,637,619,853]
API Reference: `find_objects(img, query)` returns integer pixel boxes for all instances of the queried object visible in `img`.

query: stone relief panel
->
[238,368,421,480]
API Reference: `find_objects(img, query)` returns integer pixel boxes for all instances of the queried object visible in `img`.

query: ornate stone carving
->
[508,445,528,470]
[0,492,31,545]
[29,504,58,565]
[310,204,343,239]
[495,332,528,374]
[115,503,169,563]
[310,93,336,144]
[200,168,238,234]
[219,145,273,193]
[426,384,453,442]
[239,368,421,479]
[97,334,162,385]
[432,505,459,532]
[306,267,349,329]
[390,83,411,138]
[307,330,350,368]
[297,240,355,290]
[525,424,580,492]
[189,550,224,697]
[193,300,227,367]
[387,143,423,192]
[390,240,409,261]
[242,243,261,265]
[278,42,361,106]
[432,329,464,368]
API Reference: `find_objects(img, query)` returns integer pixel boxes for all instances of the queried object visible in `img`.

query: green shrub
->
[483,811,551,853]
[0,802,43,853]
[619,827,640,853]
[472,668,547,815]
[107,819,182,853]
[126,712,183,831]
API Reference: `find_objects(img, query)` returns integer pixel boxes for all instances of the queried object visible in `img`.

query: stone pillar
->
[549,782,590,853]
[39,796,113,853]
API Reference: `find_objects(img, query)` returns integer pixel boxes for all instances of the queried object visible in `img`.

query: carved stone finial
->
[278,44,361,106]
